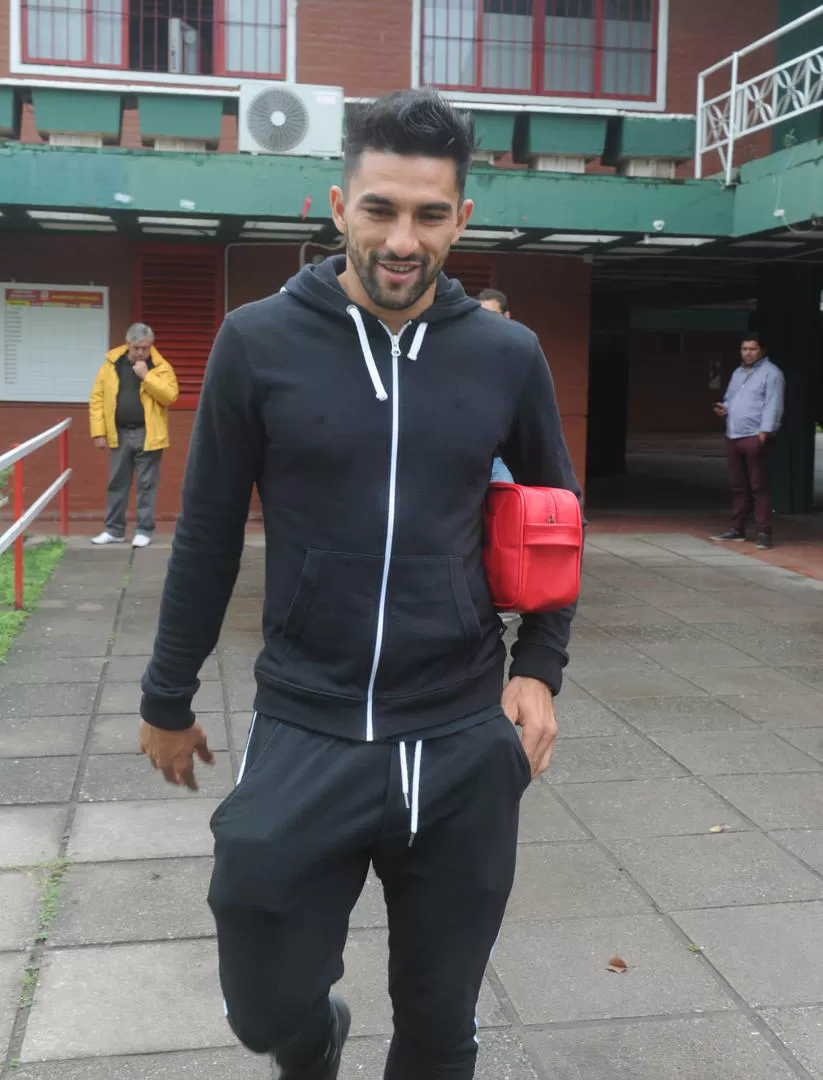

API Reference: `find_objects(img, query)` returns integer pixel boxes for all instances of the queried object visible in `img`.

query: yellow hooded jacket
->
[89,345,179,451]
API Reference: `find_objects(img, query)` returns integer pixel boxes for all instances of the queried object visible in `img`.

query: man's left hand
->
[758,432,768,445]
[132,360,149,380]
[501,675,557,780]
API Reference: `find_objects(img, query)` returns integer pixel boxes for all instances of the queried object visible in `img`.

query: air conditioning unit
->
[237,82,344,157]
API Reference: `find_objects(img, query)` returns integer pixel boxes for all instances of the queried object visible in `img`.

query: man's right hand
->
[139,720,215,791]
[92,436,108,449]
[713,403,727,418]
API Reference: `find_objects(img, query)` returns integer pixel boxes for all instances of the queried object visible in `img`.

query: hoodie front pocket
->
[375,555,482,699]
[281,548,383,698]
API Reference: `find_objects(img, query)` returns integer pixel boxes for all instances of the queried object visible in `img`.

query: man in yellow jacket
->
[89,323,178,548]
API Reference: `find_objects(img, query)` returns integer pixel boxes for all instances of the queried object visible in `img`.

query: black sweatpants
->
[208,708,531,1079]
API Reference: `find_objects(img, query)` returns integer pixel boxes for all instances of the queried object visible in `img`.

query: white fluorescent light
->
[544,233,620,244]
[520,243,587,252]
[610,246,675,254]
[642,236,714,247]
[734,240,803,249]
[453,240,497,248]
[138,216,220,228]
[38,222,116,232]
[28,210,113,223]
[242,220,320,232]
[142,226,217,236]
[238,232,303,241]
[462,228,524,241]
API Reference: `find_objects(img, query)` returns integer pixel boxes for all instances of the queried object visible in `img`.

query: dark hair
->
[344,90,475,198]
[742,331,767,350]
[477,288,509,313]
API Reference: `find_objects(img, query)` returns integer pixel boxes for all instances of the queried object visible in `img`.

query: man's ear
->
[452,198,474,244]
[330,186,347,235]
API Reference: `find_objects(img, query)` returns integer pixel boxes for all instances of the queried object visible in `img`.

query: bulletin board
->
[0,283,110,403]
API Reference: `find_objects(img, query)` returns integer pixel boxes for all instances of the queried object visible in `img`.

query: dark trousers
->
[208,710,530,1079]
[104,427,162,537]
[727,435,774,536]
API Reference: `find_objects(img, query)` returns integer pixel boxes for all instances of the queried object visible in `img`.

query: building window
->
[421,0,657,101]
[22,0,286,77]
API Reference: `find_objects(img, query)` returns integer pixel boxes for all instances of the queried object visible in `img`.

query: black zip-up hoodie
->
[141,256,581,740]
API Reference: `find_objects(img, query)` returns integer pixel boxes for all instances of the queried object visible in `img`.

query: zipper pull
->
[390,337,402,359]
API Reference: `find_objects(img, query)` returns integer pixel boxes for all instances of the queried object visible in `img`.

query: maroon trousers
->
[727,435,774,536]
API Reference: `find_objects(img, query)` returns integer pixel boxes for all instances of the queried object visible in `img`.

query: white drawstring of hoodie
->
[346,305,429,845]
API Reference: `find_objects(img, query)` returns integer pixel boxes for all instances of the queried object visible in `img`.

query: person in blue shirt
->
[478,289,515,484]
[710,332,785,550]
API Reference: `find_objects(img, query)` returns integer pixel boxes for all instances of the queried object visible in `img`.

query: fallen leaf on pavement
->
[709,824,728,833]
[606,956,628,973]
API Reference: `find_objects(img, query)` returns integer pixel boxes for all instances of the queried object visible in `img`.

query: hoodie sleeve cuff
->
[140,693,196,732]
[509,644,565,697]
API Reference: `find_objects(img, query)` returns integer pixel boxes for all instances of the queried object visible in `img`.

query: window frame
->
[12,0,295,85]
[413,0,669,112]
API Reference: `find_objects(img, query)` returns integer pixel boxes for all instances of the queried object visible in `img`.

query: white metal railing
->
[696,3,823,185]
[0,418,72,609]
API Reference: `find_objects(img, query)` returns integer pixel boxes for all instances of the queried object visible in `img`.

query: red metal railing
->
[0,418,72,611]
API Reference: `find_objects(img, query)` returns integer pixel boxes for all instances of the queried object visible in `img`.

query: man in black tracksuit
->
[139,89,580,1080]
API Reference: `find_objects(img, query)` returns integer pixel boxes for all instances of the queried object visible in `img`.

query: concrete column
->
[754,264,822,513]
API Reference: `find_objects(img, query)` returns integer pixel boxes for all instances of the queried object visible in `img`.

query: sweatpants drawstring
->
[398,740,423,846]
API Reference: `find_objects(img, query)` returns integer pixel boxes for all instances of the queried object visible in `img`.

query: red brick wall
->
[498,254,591,484]
[627,329,742,434]
[0,0,9,78]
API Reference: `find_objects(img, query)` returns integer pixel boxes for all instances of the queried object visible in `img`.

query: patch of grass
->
[0,540,65,661]
[34,857,71,944]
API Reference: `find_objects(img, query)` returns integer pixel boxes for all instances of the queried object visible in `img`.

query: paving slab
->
[770,829,823,875]
[336,929,508,1037]
[783,666,823,691]
[705,773,823,830]
[21,940,232,1060]
[552,699,631,738]
[608,832,823,910]
[337,1030,539,1080]
[680,666,814,697]
[0,758,79,804]
[546,735,685,785]
[0,715,88,758]
[0,953,27,1054]
[89,712,228,754]
[570,667,707,700]
[0,869,43,950]
[720,692,823,729]
[68,799,220,861]
[691,624,823,666]
[79,752,234,802]
[648,729,822,776]
[760,1005,823,1080]
[610,696,759,733]
[772,728,823,764]
[350,871,387,929]
[2,683,97,718]
[102,654,220,682]
[579,604,681,627]
[639,642,760,676]
[50,858,215,946]
[492,914,734,1024]
[516,781,588,843]
[506,842,650,920]
[8,1048,272,1080]
[555,777,751,839]
[0,807,68,868]
[0,656,106,685]
[673,902,823,1007]
[531,1013,799,1080]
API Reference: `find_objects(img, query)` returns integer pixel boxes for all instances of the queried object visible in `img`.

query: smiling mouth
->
[378,261,421,277]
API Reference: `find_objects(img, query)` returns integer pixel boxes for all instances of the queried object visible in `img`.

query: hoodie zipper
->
[364,321,411,742]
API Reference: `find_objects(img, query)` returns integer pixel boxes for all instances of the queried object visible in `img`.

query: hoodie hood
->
[281,254,479,328]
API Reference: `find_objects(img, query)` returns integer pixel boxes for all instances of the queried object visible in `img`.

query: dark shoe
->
[756,533,773,550]
[710,529,746,542]
[275,996,350,1080]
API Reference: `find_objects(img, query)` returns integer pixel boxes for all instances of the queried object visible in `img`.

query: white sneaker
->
[132,533,152,548]
[91,531,124,545]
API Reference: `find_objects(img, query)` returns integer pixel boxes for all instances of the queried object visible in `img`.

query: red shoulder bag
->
[482,483,583,613]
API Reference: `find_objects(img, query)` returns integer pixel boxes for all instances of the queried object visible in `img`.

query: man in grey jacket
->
[711,333,785,550]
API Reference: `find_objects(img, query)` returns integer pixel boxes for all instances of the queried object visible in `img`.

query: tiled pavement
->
[3,533,823,1078]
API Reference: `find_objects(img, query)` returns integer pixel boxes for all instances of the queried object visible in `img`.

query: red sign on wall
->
[5,288,105,308]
